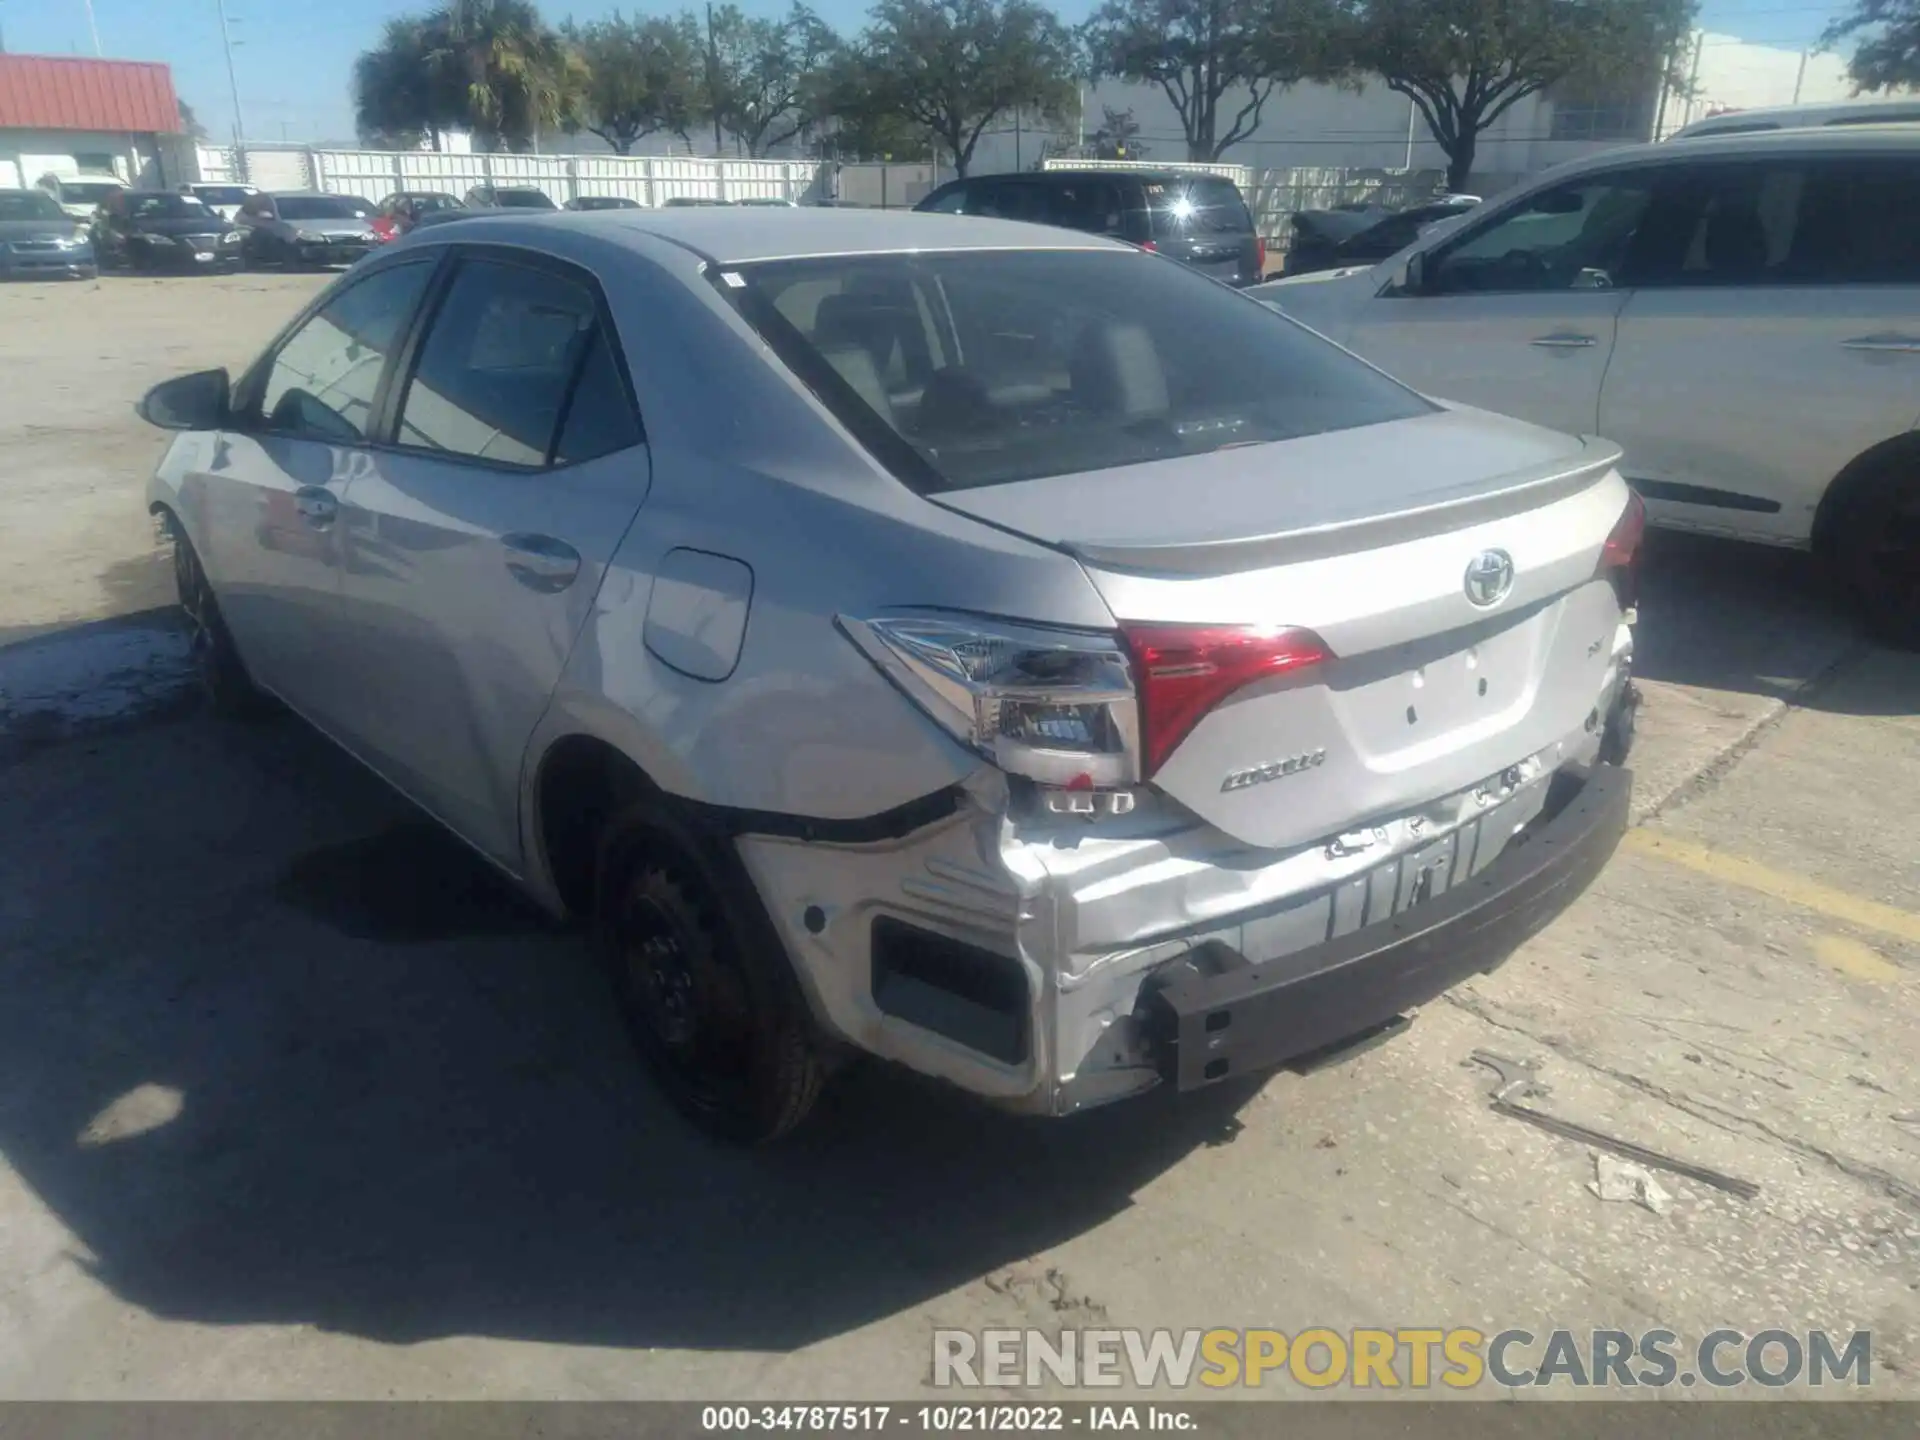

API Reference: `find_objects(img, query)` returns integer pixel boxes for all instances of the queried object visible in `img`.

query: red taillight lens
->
[371,218,397,241]
[1137,239,1158,253]
[1120,623,1333,777]
[1255,236,1267,274]
[1599,490,1645,609]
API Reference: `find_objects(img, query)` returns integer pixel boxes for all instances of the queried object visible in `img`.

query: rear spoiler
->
[1064,438,1625,575]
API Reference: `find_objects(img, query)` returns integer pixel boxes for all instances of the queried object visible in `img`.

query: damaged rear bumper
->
[736,748,1632,1119]
[1146,763,1630,1090]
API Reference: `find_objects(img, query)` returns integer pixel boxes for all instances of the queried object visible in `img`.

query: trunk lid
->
[935,407,1629,850]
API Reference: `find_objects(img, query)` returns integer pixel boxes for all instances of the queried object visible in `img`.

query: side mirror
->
[138,368,231,431]
[1399,250,1428,295]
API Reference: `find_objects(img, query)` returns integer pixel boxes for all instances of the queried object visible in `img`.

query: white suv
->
[1260,126,1920,644]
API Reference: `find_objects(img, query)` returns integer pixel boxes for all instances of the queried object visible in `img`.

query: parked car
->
[36,173,123,224]
[0,188,96,279]
[564,194,642,211]
[918,168,1267,287]
[179,182,260,221]
[1258,125,1920,645]
[735,197,798,207]
[662,195,728,207]
[234,191,379,268]
[372,190,464,240]
[1285,196,1481,277]
[137,209,1639,1142]
[92,191,244,273]
[464,185,557,210]
[1669,99,1920,140]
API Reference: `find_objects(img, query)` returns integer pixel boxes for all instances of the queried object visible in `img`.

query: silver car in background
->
[138,211,1639,1142]
[233,190,380,269]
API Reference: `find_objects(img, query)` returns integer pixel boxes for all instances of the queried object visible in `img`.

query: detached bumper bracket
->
[1148,765,1632,1090]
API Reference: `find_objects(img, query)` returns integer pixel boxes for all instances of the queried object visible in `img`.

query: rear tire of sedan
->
[595,812,825,1144]
[1833,463,1920,651]
[173,533,272,717]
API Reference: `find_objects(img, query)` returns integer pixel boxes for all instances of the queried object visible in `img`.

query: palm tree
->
[423,0,578,152]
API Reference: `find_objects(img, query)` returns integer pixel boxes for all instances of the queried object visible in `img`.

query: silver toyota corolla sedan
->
[137,209,1641,1143]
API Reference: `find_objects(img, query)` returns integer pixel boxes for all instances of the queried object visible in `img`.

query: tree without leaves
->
[856,0,1079,177]
[1823,0,1920,90]
[1085,104,1147,158]
[177,100,209,140]
[1082,0,1352,162]
[705,3,842,156]
[563,11,705,153]
[1344,0,1696,192]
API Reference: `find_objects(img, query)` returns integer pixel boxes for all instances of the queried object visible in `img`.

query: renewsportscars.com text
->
[932,1327,1873,1390]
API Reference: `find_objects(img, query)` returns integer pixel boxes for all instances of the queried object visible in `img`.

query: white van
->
[1257,126,1920,644]
[1670,99,1920,141]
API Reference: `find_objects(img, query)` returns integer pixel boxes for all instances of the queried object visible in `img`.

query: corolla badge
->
[1221,749,1327,793]
[1464,549,1515,607]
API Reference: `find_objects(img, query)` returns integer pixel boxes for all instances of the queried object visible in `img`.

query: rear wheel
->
[173,531,270,716]
[595,814,825,1144]
[1832,462,1920,650]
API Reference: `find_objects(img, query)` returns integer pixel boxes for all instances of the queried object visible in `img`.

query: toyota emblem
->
[1464,549,1515,607]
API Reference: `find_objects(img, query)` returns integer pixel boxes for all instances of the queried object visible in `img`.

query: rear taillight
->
[843,614,1334,792]
[1255,236,1267,274]
[1120,623,1333,777]
[840,614,1140,788]
[1599,490,1645,609]
[1137,239,1158,253]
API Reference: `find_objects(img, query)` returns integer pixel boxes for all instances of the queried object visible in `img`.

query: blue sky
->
[0,0,1862,144]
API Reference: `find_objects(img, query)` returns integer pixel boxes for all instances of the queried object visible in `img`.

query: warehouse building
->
[0,54,193,194]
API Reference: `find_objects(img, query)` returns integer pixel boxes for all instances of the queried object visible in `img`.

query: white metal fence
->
[197,144,822,206]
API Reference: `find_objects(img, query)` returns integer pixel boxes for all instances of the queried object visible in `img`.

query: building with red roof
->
[0,54,191,195]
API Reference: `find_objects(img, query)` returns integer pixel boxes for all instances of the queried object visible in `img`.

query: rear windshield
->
[723,249,1430,493]
[58,181,121,203]
[1147,177,1254,237]
[0,192,67,221]
[129,194,214,220]
[494,190,556,208]
[277,196,371,220]
[194,186,253,205]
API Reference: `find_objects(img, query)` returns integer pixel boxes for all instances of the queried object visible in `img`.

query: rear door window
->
[1147,177,1253,239]
[395,256,636,467]
[1045,179,1126,236]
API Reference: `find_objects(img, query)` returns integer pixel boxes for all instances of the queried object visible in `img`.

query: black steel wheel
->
[596,819,824,1144]
[1834,463,1920,651]
[173,531,270,716]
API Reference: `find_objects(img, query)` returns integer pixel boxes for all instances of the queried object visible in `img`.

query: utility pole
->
[706,2,724,156]
[1404,99,1416,169]
[82,0,101,55]
[1792,49,1808,104]
[216,0,246,147]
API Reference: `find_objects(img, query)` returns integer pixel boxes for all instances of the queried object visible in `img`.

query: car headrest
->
[1070,320,1169,422]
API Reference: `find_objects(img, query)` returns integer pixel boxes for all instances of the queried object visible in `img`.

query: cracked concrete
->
[1,273,1917,1401]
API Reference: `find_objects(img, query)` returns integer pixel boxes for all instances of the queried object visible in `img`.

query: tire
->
[595,811,825,1144]
[1831,461,1920,650]
[173,531,272,717]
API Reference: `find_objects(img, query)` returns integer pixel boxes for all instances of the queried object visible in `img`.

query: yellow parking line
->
[1622,830,1920,947]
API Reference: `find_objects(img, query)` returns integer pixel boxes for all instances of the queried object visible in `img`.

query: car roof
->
[954,167,1237,186]
[1525,122,1920,186]
[264,190,353,199]
[1672,100,1920,136]
[419,207,1130,263]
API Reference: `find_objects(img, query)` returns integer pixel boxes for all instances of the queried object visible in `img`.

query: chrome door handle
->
[1530,333,1597,348]
[293,486,337,526]
[1841,334,1920,353]
[502,533,581,593]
